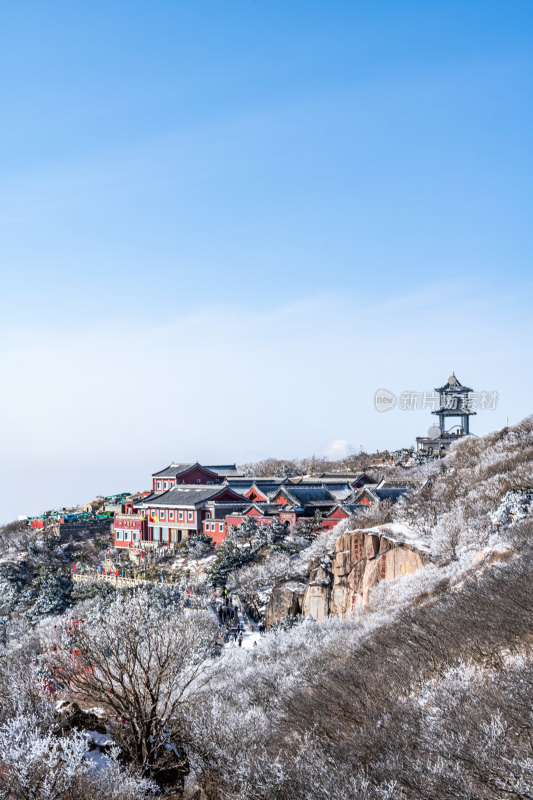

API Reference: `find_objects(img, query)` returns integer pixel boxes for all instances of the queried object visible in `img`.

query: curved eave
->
[435,384,473,393]
[432,409,477,416]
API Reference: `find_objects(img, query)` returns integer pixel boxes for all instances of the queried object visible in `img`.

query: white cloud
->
[324,440,355,460]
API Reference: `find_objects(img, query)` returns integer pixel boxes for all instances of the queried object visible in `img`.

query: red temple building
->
[111,461,424,551]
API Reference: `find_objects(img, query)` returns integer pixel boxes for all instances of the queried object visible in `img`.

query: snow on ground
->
[227,627,262,650]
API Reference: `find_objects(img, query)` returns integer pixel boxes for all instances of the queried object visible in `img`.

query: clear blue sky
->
[1,1,532,521]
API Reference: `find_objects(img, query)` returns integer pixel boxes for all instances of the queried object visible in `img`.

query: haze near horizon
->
[1,1,532,522]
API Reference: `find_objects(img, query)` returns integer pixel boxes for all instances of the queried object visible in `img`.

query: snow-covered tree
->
[295,511,324,542]
[77,747,158,799]
[0,709,89,800]
[47,591,216,784]
[231,517,259,546]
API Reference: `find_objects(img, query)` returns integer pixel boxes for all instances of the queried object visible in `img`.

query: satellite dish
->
[427,425,441,439]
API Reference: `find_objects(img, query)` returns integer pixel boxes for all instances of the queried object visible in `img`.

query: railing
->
[71,569,208,607]
[72,570,148,588]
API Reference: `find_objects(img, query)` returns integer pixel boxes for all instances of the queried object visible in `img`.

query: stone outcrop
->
[264,527,430,626]
[264,580,306,627]
[301,528,430,620]
[300,558,333,622]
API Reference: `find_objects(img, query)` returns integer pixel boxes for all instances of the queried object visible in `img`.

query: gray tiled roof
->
[435,374,473,393]
[326,487,354,501]
[319,473,377,484]
[249,482,288,498]
[225,476,287,486]
[136,485,242,508]
[152,462,196,478]
[282,486,336,504]
[349,488,408,504]
[205,464,244,477]
[203,501,252,519]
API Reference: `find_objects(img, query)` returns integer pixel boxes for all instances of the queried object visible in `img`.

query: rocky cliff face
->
[266,526,430,626]
[264,581,306,628]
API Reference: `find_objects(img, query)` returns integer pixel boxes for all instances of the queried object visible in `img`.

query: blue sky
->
[1,1,532,521]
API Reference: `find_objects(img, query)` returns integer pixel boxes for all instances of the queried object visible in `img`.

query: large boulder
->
[266,527,430,624]
[302,559,333,621]
[331,529,429,614]
[265,580,306,627]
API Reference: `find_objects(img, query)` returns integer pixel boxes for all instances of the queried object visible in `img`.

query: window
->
[152,528,159,542]
[169,511,174,521]
[219,523,224,532]
[188,511,194,521]
[164,481,168,490]
[207,481,213,485]
[160,511,166,521]
[132,531,139,540]
[157,481,162,490]
[196,478,201,484]
[178,511,184,521]
[116,529,123,540]
[124,530,131,541]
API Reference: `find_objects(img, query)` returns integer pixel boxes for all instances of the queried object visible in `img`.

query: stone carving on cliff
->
[265,525,430,626]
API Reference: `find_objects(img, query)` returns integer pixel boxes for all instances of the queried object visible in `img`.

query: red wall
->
[321,508,350,530]
[203,520,227,546]
[245,488,267,502]
[153,466,222,492]
[114,516,147,547]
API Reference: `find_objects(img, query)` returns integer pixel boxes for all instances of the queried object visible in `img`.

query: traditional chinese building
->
[416,373,476,453]
[150,462,242,493]
[113,460,390,550]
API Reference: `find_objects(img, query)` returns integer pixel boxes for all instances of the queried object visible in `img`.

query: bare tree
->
[48,591,216,785]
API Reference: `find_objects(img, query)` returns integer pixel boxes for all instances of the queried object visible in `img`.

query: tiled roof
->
[136,485,242,508]
[282,486,336,504]
[248,482,288,499]
[350,488,409,504]
[151,462,197,478]
[373,488,409,501]
[225,476,287,486]
[205,464,244,477]
[326,486,354,501]
[432,407,476,416]
[435,373,473,393]
[203,501,252,519]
